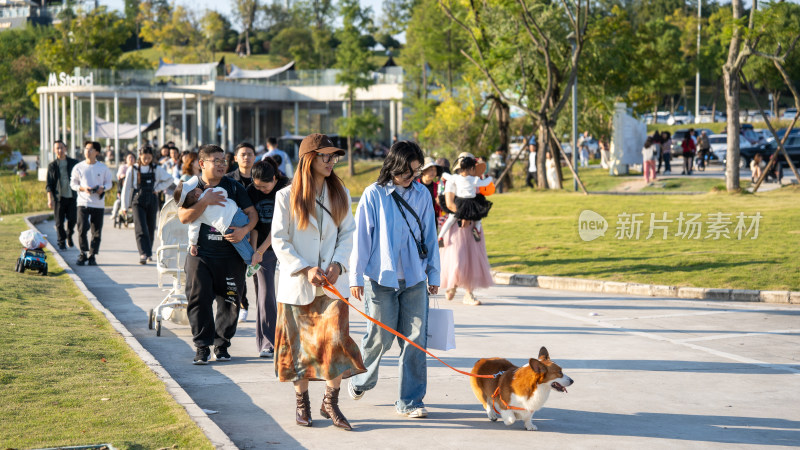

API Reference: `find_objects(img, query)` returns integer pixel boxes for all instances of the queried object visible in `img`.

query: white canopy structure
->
[93,116,159,140]
[155,59,219,78]
[227,61,295,80]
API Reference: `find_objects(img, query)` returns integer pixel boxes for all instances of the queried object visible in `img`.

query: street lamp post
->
[695,0,701,122]
[568,32,578,192]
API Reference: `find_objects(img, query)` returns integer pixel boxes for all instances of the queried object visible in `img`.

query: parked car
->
[708,134,728,162]
[669,128,713,157]
[781,108,797,121]
[737,135,800,170]
[643,111,672,124]
[697,111,726,123]
[668,111,695,125]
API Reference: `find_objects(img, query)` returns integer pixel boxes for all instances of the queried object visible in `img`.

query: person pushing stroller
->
[174,176,261,277]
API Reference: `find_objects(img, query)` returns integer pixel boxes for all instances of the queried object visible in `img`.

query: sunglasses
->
[316,152,341,164]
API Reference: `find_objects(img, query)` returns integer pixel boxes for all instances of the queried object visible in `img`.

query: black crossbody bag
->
[391,191,428,260]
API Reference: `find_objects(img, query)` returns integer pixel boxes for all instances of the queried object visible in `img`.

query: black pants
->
[525,171,537,188]
[77,206,104,256]
[132,193,158,258]
[185,254,245,349]
[54,196,77,246]
[254,248,278,351]
[492,169,505,193]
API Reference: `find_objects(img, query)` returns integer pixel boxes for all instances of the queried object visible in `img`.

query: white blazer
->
[271,185,355,305]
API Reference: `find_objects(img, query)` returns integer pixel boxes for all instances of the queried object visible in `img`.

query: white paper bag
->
[427,308,456,351]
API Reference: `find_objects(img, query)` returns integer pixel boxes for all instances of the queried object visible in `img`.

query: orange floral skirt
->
[274,295,366,382]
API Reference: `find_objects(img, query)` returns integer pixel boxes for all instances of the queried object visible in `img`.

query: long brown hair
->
[182,152,199,176]
[290,152,349,230]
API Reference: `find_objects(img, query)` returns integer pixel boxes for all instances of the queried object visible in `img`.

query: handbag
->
[427,305,456,351]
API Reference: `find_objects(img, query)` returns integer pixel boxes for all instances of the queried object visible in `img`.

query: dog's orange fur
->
[470,347,567,410]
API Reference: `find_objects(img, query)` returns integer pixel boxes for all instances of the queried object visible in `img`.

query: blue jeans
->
[227,210,254,264]
[350,278,429,413]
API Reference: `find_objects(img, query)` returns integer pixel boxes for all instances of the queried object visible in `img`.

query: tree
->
[721,0,756,192]
[201,10,232,60]
[36,7,133,72]
[271,27,316,66]
[378,0,414,38]
[439,0,589,190]
[399,0,467,138]
[631,18,689,116]
[335,0,377,176]
[139,2,204,62]
[233,0,260,56]
[0,26,50,128]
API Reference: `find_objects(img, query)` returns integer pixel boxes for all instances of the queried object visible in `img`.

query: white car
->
[697,111,726,123]
[643,111,672,124]
[708,134,728,162]
[668,111,695,125]
[782,108,798,121]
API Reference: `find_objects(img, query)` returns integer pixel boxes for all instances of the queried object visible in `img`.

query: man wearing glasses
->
[178,144,259,365]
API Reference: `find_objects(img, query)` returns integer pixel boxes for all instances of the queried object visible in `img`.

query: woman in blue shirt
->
[348,140,440,418]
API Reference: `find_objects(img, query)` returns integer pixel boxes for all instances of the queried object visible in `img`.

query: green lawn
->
[483,186,800,291]
[640,176,725,192]
[0,214,211,449]
[0,173,117,215]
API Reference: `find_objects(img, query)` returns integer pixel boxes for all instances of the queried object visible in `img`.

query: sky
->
[102,0,387,29]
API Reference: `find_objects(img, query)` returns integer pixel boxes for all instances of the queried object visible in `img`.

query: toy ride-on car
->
[16,248,48,276]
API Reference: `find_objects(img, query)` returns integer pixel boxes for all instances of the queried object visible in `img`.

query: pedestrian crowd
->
[44,133,498,430]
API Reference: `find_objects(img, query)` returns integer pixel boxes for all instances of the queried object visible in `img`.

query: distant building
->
[0,0,96,31]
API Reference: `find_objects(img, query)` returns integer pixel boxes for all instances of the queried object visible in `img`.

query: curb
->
[25,213,237,450]
[492,271,800,304]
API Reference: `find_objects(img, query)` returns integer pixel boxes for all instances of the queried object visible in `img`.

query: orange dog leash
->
[320,277,496,380]
[491,386,527,413]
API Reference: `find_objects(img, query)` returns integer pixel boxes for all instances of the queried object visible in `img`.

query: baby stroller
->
[111,194,134,228]
[147,197,190,336]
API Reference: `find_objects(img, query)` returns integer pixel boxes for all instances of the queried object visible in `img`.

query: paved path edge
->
[493,271,800,304]
[25,213,237,450]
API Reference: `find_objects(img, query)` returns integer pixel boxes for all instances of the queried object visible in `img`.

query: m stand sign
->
[48,72,94,87]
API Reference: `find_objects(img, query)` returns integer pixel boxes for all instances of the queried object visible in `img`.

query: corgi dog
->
[470,347,573,431]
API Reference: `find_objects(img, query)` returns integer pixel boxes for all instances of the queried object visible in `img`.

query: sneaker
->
[58,243,67,250]
[472,226,481,242]
[259,347,274,358]
[398,407,428,418]
[214,346,231,361]
[445,288,456,301]
[463,291,482,306]
[238,309,248,323]
[88,255,97,266]
[67,236,75,248]
[147,256,153,263]
[246,263,261,278]
[193,346,210,365]
[76,253,87,266]
[347,379,365,400]
[139,254,147,265]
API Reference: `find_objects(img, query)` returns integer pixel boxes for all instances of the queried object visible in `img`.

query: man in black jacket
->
[46,141,79,250]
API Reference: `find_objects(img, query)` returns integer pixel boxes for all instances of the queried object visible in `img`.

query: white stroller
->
[147,197,190,336]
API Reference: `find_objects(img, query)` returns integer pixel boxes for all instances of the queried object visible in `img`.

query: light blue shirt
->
[262,148,293,177]
[350,181,440,289]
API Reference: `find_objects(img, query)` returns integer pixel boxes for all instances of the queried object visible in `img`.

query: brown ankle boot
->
[320,386,352,430]
[295,391,312,427]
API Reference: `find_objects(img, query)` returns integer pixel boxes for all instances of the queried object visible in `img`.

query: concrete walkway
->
[35,215,800,449]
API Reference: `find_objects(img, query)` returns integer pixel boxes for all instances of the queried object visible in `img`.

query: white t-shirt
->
[188,187,240,245]
[70,161,113,208]
[528,151,537,172]
[442,172,493,198]
[642,144,658,162]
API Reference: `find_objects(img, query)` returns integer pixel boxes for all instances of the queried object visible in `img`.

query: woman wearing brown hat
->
[271,133,366,430]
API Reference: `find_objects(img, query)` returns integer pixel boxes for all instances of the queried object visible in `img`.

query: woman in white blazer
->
[271,133,365,431]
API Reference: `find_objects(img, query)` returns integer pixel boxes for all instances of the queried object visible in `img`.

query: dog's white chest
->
[511,387,551,413]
